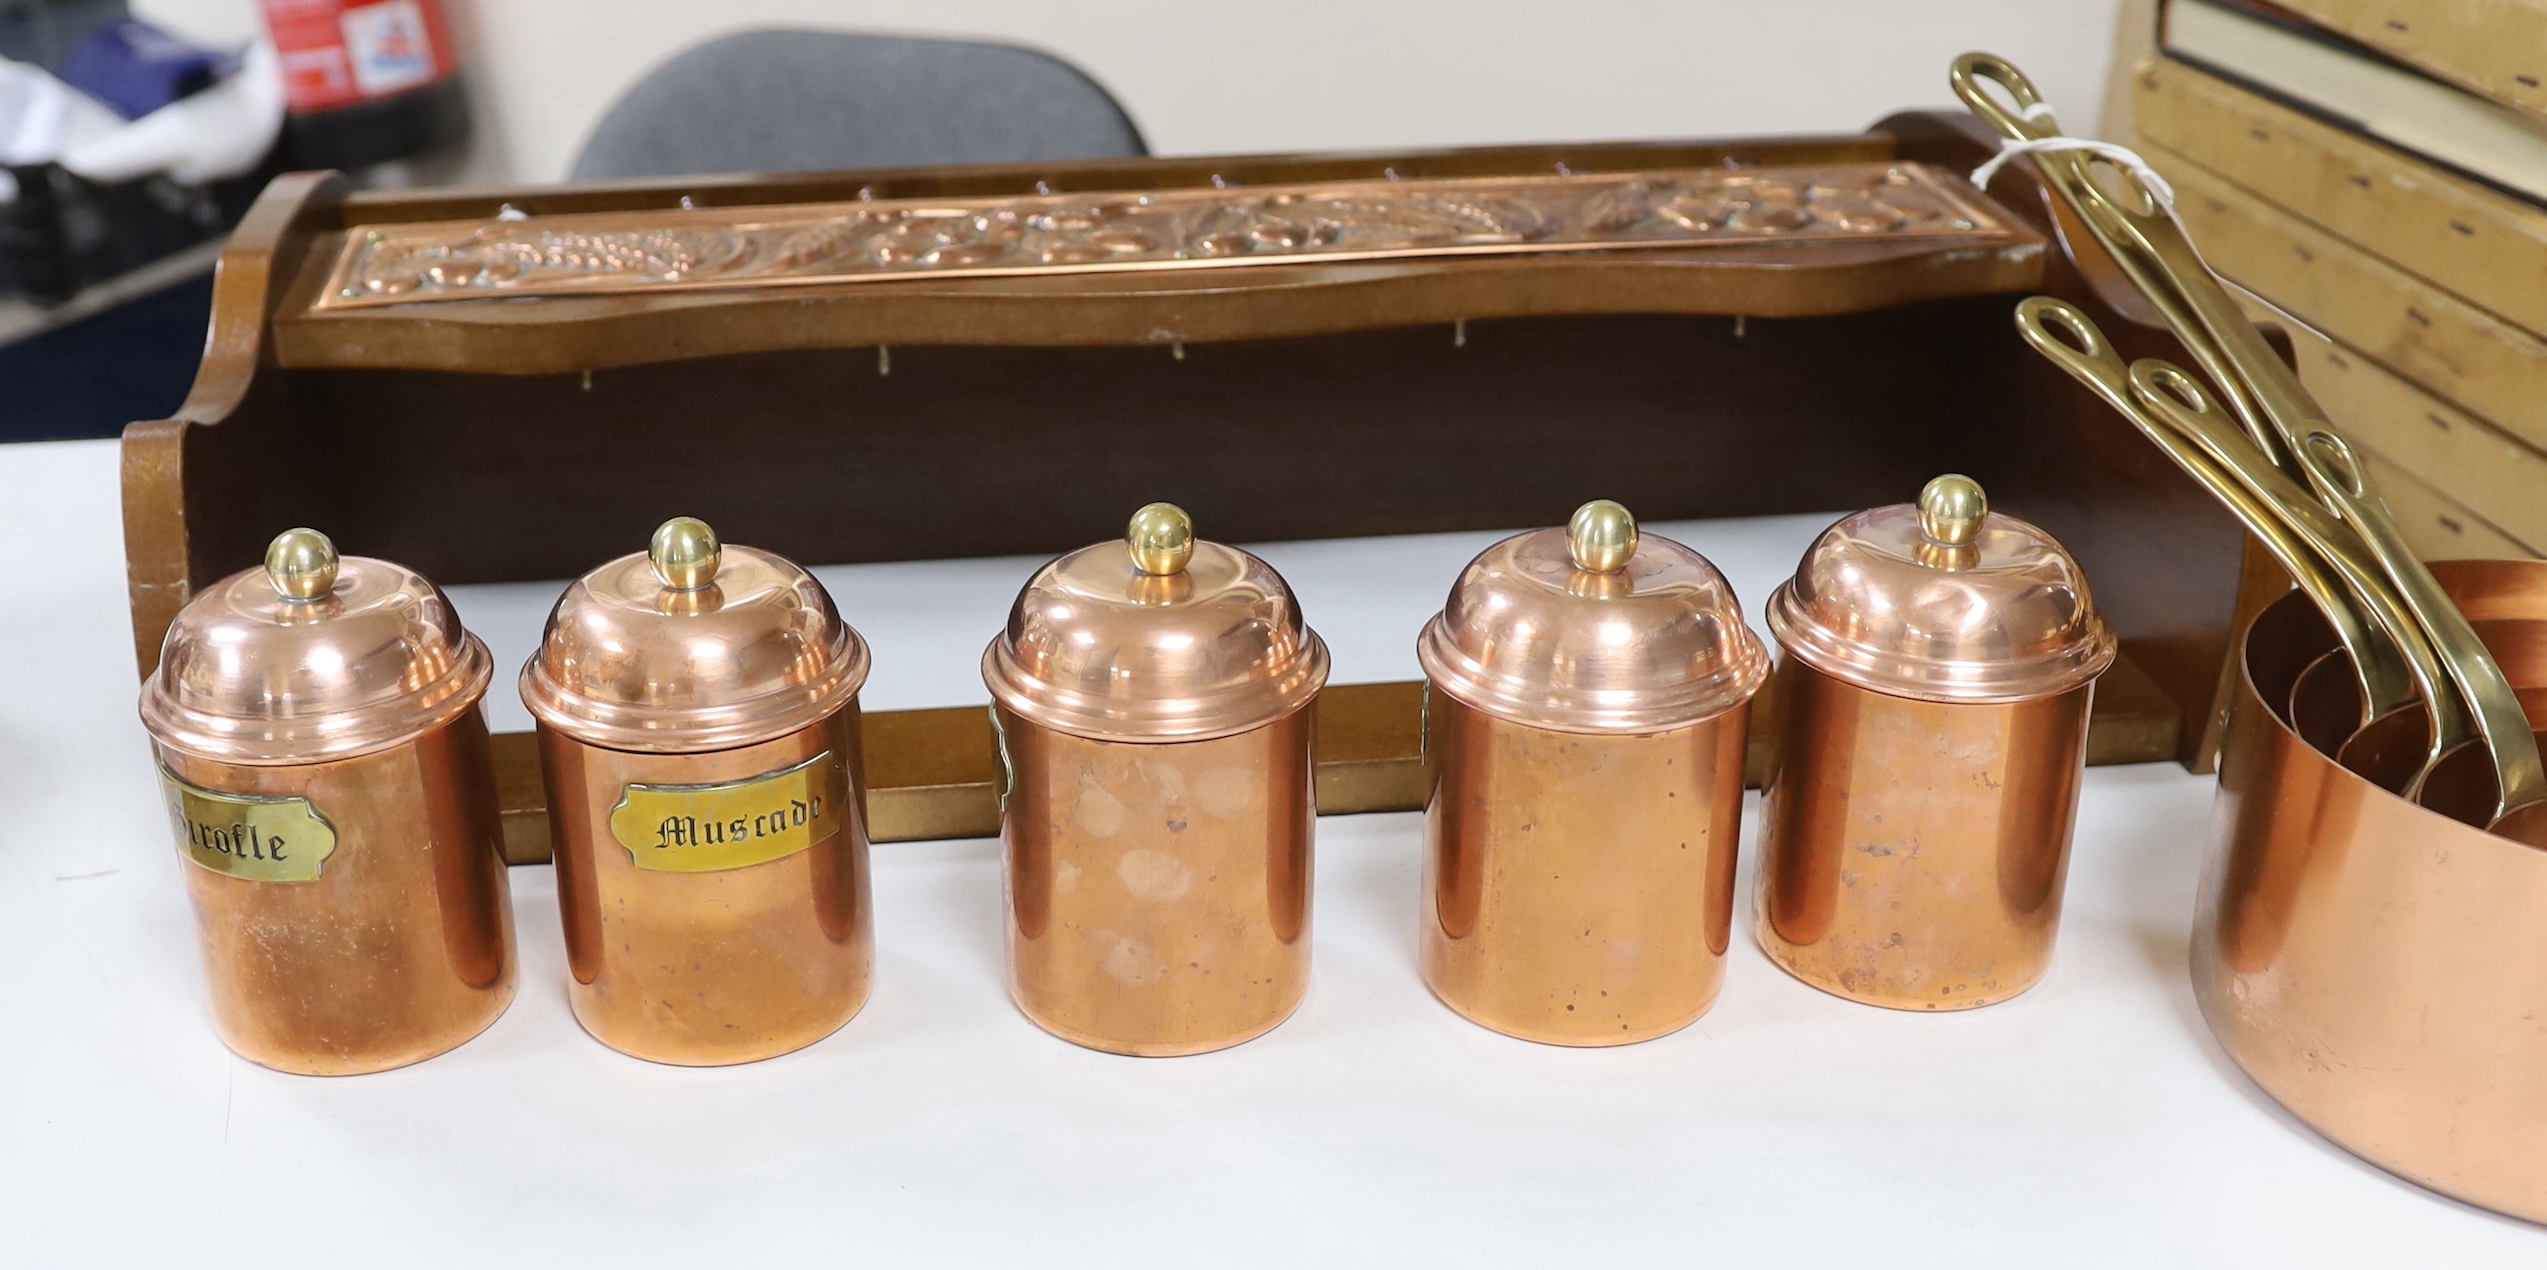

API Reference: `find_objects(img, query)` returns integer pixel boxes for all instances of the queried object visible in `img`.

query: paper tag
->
[162,770,340,884]
[608,751,846,873]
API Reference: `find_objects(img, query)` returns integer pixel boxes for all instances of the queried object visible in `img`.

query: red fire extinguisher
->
[258,0,470,170]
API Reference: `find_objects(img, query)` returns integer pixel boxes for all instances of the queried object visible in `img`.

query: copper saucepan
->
[2203,562,2547,1221]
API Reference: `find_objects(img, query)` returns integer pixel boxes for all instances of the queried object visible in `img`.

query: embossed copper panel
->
[316,162,2015,309]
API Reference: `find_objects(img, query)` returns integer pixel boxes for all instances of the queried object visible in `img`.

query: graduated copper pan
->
[2199,560,2547,1222]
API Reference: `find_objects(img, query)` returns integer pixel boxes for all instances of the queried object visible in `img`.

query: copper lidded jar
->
[140,529,517,1075]
[522,517,874,1065]
[1416,501,1769,1045]
[1756,475,2114,1010]
[984,503,1329,1056]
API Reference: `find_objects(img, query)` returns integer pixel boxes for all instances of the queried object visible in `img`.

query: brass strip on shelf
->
[491,665,2179,866]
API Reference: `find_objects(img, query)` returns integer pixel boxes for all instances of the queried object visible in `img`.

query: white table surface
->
[4,437,2538,1265]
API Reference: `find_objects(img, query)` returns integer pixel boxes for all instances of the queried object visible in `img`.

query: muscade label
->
[608,751,847,873]
[162,770,340,884]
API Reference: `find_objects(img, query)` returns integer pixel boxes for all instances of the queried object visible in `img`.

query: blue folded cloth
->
[53,21,232,121]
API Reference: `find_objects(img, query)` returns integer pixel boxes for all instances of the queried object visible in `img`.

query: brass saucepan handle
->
[1952,52,2310,479]
[2290,429,2547,822]
[2125,357,2470,797]
[2012,298,2414,729]
[1975,58,2547,834]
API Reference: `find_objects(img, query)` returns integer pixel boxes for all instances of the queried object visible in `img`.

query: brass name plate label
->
[609,751,846,873]
[162,770,339,884]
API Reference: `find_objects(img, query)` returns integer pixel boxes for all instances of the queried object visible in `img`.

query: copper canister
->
[983,503,1330,1056]
[1755,475,2115,1011]
[139,529,517,1075]
[521,517,874,1065]
[1415,501,1769,1045]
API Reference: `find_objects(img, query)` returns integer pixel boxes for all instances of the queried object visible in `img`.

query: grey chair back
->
[570,29,1146,181]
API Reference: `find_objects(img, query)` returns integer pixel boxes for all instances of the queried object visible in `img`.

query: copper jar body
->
[522,524,877,1067]
[141,533,518,1075]
[985,505,1329,1056]
[2196,563,2547,1224]
[538,707,872,1066]
[1420,693,1749,1044]
[1413,508,1768,1044]
[998,703,1315,1057]
[1753,659,2092,1010]
[157,710,518,1075]
[1755,481,2113,1011]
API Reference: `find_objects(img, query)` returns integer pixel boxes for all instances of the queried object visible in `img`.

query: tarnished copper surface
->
[142,549,492,765]
[540,710,871,1065]
[983,516,1328,744]
[143,531,515,1073]
[1767,498,2115,704]
[1415,505,1761,1043]
[315,163,2016,310]
[521,534,870,754]
[2197,560,2547,1222]
[988,506,1323,1055]
[1414,519,1766,734]
[1421,692,1747,1044]
[1756,478,2106,1009]
[159,711,516,1075]
[526,521,875,1064]
[1754,659,2093,1009]
[998,704,1313,1057]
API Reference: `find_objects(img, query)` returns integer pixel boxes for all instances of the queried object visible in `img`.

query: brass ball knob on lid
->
[1567,499,1639,573]
[1917,474,1988,547]
[1127,502,1195,576]
[649,516,722,590]
[265,527,339,600]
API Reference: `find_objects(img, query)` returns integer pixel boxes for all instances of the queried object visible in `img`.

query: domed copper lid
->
[1767,475,2116,703]
[520,518,870,753]
[982,503,1329,742]
[140,529,494,765]
[1417,500,1769,734]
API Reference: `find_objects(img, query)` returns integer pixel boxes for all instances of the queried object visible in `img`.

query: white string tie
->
[1971,136,2178,211]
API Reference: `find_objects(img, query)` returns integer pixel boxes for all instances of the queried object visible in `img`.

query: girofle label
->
[160,771,340,884]
[608,751,849,873]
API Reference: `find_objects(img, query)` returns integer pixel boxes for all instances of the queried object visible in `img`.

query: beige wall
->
[137,0,2127,186]
[2101,0,2159,141]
